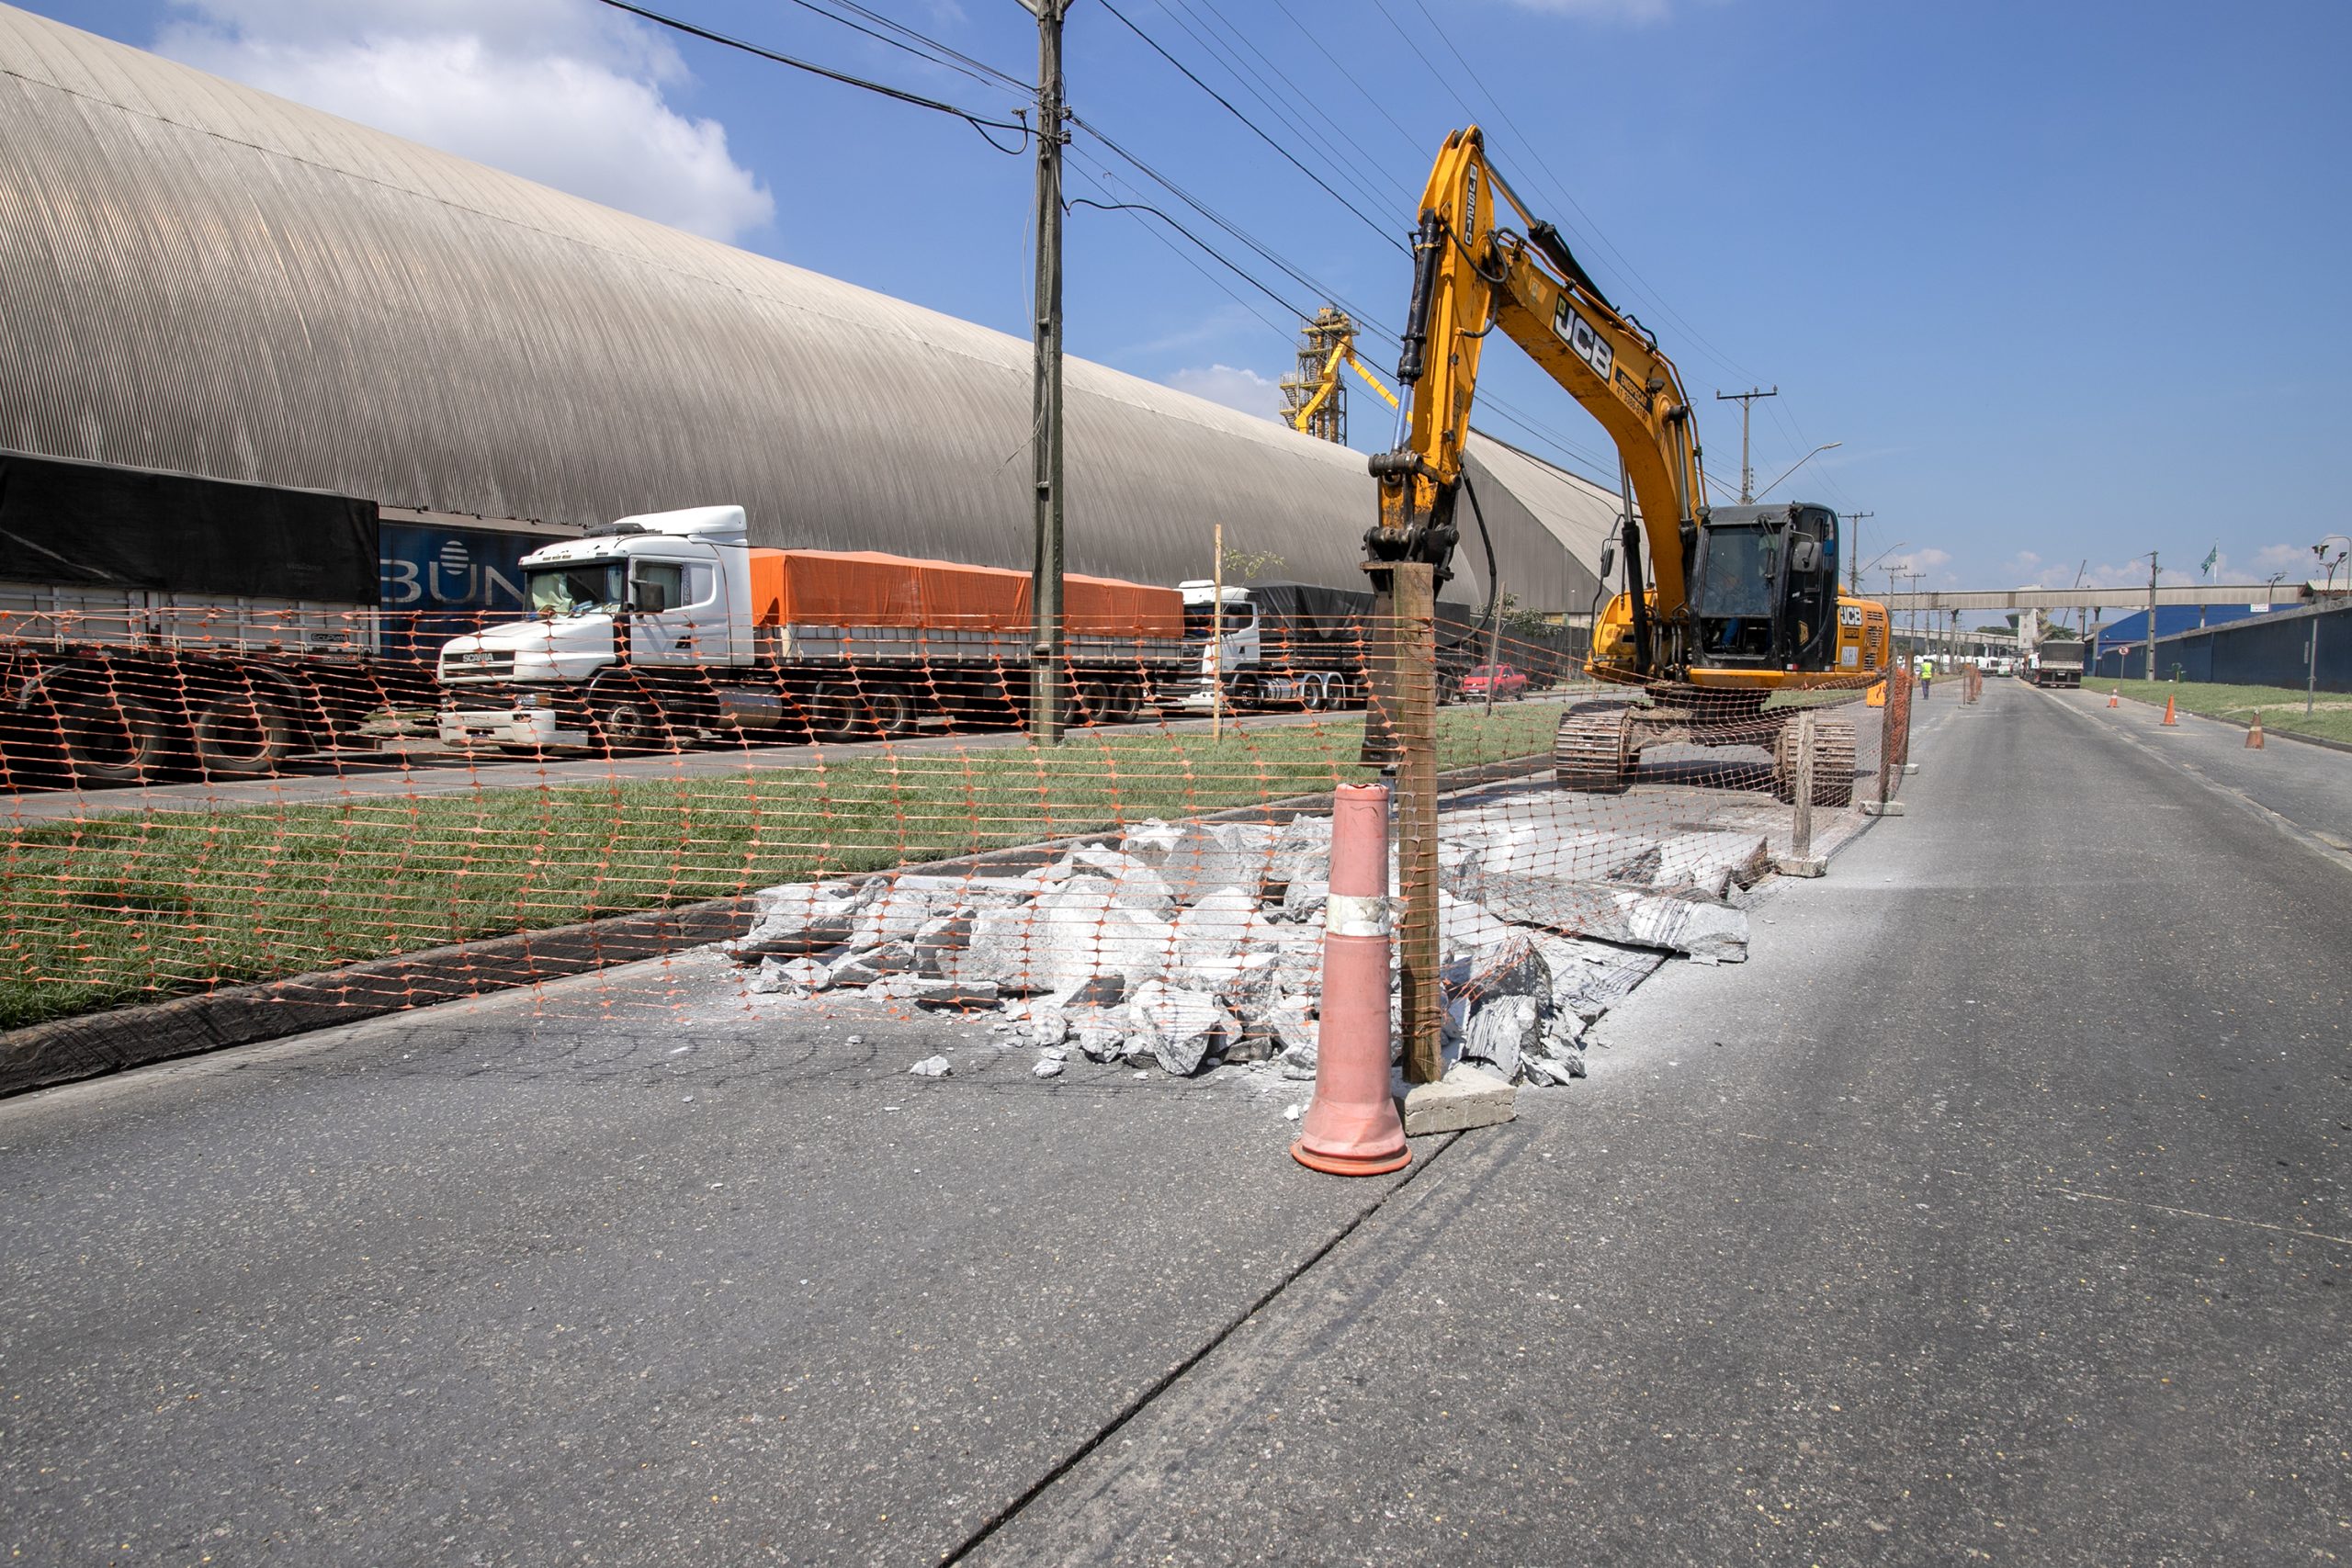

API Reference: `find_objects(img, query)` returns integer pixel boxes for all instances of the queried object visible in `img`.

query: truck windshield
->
[525,561,625,615]
[1694,527,1776,619]
[1182,604,1254,639]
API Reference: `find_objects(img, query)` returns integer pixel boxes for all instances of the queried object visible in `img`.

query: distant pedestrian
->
[1920,660,1935,700]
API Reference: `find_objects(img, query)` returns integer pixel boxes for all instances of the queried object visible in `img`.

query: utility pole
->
[1023,0,1072,746]
[1715,387,1778,503]
[2143,551,2159,682]
[1844,511,1875,593]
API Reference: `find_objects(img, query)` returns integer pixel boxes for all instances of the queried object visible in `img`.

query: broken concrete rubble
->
[1125,979,1235,1077]
[730,772,1790,1086]
[1120,818,1281,905]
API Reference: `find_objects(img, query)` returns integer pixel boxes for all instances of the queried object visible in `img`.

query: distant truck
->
[2029,638,2086,688]
[436,507,1191,750]
[1172,580,1484,711]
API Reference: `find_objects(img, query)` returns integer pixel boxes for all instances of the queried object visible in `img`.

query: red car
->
[1458,662,1529,700]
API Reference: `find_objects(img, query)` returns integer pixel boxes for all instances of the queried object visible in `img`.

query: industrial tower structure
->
[1280,307,1356,445]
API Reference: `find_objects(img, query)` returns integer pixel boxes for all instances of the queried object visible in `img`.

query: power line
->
[1066,149,1297,342]
[1068,199,1320,322]
[769,0,1021,93]
[1263,0,1429,166]
[810,0,1028,91]
[1161,0,1418,212]
[1094,0,1407,254]
[591,0,1030,149]
[1071,117,1396,333]
[1385,0,1763,389]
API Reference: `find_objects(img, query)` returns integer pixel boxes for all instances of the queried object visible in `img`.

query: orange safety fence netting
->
[0,606,1911,1096]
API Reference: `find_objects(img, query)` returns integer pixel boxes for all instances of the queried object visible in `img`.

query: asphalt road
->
[3,677,2345,1565]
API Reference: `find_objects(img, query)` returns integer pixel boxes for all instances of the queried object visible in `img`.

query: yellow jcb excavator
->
[1367,127,1891,803]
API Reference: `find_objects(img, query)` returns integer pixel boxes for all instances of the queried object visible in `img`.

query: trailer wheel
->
[1071,676,1114,727]
[1101,679,1141,725]
[54,683,178,785]
[1298,673,1330,712]
[805,682,867,744]
[190,691,299,778]
[865,686,919,739]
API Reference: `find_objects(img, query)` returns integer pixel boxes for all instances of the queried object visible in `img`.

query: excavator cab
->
[1689,503,1840,672]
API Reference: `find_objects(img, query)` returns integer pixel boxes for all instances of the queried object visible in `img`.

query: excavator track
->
[1771,713,1858,807]
[1554,705,1634,795]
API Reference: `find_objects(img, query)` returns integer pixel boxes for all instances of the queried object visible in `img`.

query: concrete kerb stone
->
[0,750,1561,1100]
[1400,1062,1516,1134]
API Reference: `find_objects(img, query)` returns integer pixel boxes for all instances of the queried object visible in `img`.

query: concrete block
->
[1773,854,1827,878]
[1400,1064,1517,1135]
[1860,799,1906,818]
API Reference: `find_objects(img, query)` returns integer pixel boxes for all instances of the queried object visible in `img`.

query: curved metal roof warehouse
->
[0,5,1598,609]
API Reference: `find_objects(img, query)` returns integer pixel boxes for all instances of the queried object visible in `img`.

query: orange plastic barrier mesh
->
[0,605,1918,1100]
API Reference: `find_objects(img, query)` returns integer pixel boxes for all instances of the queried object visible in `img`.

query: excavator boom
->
[1372,126,1888,696]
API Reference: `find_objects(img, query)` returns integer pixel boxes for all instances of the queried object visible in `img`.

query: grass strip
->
[2096,678,2352,745]
[1,703,1569,1030]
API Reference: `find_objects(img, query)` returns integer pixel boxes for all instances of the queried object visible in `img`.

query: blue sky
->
[28,0,2350,592]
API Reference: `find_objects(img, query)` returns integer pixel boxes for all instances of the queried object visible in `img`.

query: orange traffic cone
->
[2107,687,2120,707]
[2161,694,2178,726]
[1293,783,1410,1178]
[2247,710,2266,749]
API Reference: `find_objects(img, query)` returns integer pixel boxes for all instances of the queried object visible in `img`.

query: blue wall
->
[2092,604,2352,692]
[378,523,553,660]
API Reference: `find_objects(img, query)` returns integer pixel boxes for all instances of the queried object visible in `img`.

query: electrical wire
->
[591,0,1031,149]
[812,0,1029,91]
[768,0,1019,93]
[1094,0,1407,254]
[1067,200,1322,323]
[1159,0,1418,214]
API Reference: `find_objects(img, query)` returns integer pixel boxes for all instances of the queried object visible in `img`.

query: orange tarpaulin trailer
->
[745,549,1183,638]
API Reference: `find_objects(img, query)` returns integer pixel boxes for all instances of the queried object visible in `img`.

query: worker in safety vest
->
[1919,658,1935,699]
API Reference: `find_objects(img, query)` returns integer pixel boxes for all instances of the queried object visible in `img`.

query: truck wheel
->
[1102,679,1141,724]
[589,677,674,755]
[1297,673,1329,712]
[190,692,299,778]
[55,684,178,785]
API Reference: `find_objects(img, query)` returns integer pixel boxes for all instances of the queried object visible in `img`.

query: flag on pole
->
[2200,544,2219,579]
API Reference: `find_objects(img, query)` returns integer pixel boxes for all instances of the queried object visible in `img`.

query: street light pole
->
[2312,536,2351,716]
[1753,441,1843,503]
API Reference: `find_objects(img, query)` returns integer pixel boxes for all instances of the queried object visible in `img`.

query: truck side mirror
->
[632,580,670,614]
[1789,539,1824,575]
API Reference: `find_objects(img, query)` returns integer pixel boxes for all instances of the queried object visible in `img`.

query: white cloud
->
[158,0,775,243]
[1164,364,1285,423]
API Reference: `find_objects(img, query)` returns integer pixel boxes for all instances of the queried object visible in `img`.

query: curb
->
[2104,691,2352,755]
[0,750,1558,1100]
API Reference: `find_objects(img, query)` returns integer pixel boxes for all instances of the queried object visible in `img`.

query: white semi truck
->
[435,507,1191,751]
[1170,580,1500,712]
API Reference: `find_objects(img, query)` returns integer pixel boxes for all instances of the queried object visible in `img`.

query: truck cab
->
[1176,581,1260,705]
[437,505,753,747]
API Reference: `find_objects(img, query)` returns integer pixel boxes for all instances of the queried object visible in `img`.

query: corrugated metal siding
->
[0,4,1588,604]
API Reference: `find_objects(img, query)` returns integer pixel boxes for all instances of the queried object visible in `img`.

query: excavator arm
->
[1371,126,1706,674]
